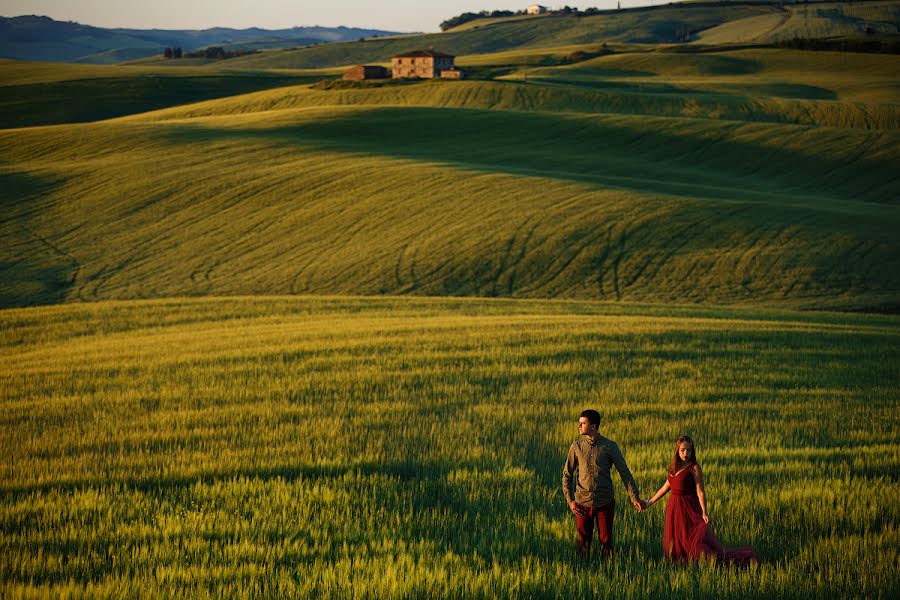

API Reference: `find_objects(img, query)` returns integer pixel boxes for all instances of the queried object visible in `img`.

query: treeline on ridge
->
[440,6,596,31]
[163,46,260,60]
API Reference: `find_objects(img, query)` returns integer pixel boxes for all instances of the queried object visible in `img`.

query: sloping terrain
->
[0,59,335,128]
[148,1,900,70]
[1,46,898,311]
[518,47,900,106]
[0,15,403,64]
[748,0,900,41]
[204,5,773,70]
[126,48,900,130]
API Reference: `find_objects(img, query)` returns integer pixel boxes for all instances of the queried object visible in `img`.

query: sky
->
[0,1,656,32]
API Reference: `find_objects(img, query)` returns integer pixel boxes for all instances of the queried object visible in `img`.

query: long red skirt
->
[663,489,759,566]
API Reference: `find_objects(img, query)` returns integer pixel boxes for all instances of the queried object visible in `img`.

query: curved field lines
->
[1,45,898,311]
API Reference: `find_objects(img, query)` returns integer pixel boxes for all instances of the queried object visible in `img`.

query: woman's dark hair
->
[667,435,697,476]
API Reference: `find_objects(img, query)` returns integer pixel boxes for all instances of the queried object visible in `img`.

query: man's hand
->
[631,498,644,512]
[568,500,584,516]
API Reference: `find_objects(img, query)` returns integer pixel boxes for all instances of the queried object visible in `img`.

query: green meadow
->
[1,297,898,598]
[0,60,336,129]
[2,45,899,310]
[128,1,898,70]
[1,1,899,597]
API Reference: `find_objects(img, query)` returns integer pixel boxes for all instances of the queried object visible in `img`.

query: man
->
[562,409,643,556]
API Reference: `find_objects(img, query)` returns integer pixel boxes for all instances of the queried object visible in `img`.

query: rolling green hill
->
[2,1,899,313]
[1,44,898,311]
[0,59,335,129]
[141,1,900,71]
[2,9,899,594]
[181,5,769,70]
[695,0,900,43]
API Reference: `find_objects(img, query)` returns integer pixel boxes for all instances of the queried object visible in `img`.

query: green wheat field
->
[2,297,898,598]
[2,1,899,598]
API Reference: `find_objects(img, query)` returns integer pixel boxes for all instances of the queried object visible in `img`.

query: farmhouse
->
[342,65,389,81]
[527,5,549,14]
[392,49,456,79]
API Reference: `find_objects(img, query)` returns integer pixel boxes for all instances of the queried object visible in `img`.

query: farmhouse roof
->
[392,49,455,59]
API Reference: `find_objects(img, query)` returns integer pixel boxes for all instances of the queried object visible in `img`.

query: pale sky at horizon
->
[0,1,657,33]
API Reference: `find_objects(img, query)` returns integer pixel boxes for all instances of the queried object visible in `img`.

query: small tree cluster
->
[163,47,183,59]
[183,46,259,60]
[439,7,605,31]
[440,10,521,31]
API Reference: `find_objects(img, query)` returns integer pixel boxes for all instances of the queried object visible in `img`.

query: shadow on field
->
[536,77,838,101]
[724,82,838,101]
[664,54,761,76]
[3,455,576,565]
[161,106,900,206]
[0,170,77,308]
[528,77,705,95]
[0,75,322,129]
[0,168,62,211]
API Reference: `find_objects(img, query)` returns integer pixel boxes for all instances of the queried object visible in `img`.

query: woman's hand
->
[702,511,710,524]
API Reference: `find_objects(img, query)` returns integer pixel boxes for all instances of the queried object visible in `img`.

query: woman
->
[641,435,759,565]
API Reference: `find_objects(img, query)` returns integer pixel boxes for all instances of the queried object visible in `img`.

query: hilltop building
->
[342,65,389,81]
[392,49,456,79]
[527,5,549,14]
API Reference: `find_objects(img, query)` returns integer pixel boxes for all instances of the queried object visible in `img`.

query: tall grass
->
[0,60,334,129]
[2,92,898,309]
[1,296,897,598]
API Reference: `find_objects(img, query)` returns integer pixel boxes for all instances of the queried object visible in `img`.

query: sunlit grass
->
[524,48,900,105]
[1,296,897,597]
[2,92,898,309]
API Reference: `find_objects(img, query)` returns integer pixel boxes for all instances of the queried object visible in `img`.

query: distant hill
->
[0,15,405,64]
[1,2,898,312]
[205,1,900,70]
[1,47,897,311]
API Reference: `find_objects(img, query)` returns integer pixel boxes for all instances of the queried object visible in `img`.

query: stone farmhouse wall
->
[392,54,455,79]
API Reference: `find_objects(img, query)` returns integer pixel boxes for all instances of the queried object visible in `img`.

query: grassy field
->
[1,4,899,598]
[1,296,897,598]
[0,60,337,129]
[694,0,900,43]
[120,1,899,71]
[138,5,771,70]
[517,47,900,105]
[2,45,898,311]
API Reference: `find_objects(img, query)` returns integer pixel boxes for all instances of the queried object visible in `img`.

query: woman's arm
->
[643,479,671,509]
[693,464,709,523]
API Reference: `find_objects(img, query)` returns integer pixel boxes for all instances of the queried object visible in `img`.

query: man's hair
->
[580,409,601,427]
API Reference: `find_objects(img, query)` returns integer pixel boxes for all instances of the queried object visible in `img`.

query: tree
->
[164,47,173,59]
[173,47,182,59]
[204,46,226,59]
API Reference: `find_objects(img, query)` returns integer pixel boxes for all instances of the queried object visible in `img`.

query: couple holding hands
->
[562,409,759,565]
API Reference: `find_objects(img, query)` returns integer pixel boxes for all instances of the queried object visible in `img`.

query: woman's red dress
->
[663,467,759,565]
